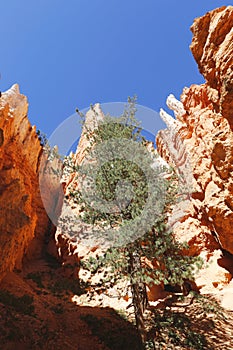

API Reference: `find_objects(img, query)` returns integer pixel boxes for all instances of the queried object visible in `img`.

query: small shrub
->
[116,308,128,321]
[150,310,208,350]
[194,293,226,320]
[184,331,207,349]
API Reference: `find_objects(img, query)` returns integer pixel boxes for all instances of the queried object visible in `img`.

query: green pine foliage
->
[67,97,202,344]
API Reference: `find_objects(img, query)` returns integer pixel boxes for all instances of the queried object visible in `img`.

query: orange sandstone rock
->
[156,6,233,296]
[190,6,233,125]
[0,85,57,281]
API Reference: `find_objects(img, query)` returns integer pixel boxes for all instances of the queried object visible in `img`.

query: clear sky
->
[0,1,230,138]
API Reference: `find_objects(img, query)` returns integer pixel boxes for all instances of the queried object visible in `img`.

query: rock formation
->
[156,6,233,300]
[0,84,60,281]
[56,6,233,301]
[55,104,105,278]
[0,3,232,312]
[1,6,233,349]
[190,6,233,126]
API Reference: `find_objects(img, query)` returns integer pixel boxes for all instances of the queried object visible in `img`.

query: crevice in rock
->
[0,128,4,146]
[217,249,233,276]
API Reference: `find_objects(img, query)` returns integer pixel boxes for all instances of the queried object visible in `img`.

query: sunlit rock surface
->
[156,6,233,296]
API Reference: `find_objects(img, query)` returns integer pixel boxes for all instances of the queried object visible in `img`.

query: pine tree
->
[65,98,202,346]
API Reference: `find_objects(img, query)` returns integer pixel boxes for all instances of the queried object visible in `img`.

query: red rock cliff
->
[0,84,56,281]
[156,6,233,295]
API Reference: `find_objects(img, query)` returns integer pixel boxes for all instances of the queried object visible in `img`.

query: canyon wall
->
[156,6,233,294]
[0,84,59,281]
[57,6,233,293]
[0,6,232,300]
[55,104,105,277]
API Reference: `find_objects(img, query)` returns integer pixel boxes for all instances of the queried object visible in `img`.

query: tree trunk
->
[129,248,148,345]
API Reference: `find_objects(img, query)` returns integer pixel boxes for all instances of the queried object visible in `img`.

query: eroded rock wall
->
[0,85,52,280]
[190,6,233,125]
[55,104,105,278]
[156,6,233,295]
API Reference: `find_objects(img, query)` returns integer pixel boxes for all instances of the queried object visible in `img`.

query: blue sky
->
[0,1,230,139]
